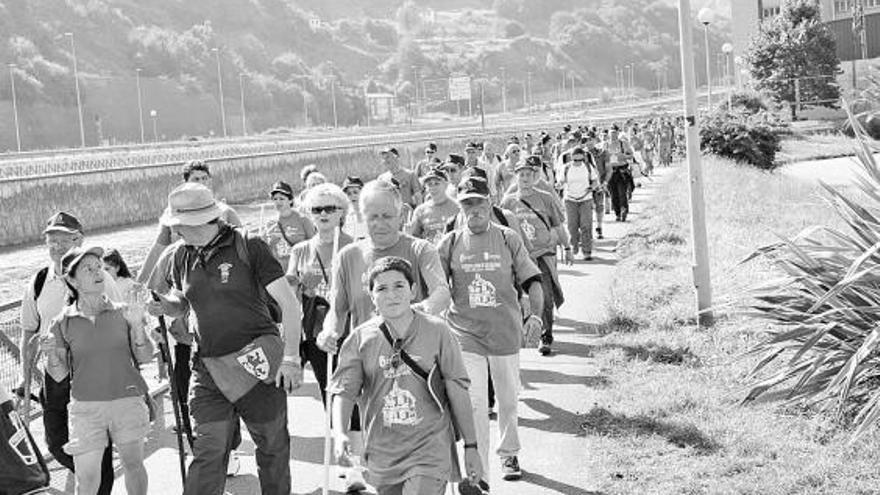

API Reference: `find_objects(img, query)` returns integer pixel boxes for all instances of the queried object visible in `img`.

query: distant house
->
[732,0,880,63]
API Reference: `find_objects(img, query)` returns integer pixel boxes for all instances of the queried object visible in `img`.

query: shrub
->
[700,109,784,169]
[723,90,771,115]
[503,20,526,38]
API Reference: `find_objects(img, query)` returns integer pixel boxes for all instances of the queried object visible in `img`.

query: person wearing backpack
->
[42,246,156,495]
[147,183,303,495]
[438,177,544,488]
[19,212,122,495]
[557,147,600,261]
[605,126,636,222]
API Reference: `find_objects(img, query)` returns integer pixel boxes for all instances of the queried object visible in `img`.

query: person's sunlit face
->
[516,168,537,189]
[461,197,490,232]
[173,223,217,247]
[380,152,398,170]
[309,198,344,233]
[345,187,362,205]
[424,178,447,201]
[362,193,401,248]
[69,255,105,295]
[103,261,120,279]
[370,270,414,320]
[444,166,461,186]
[272,193,293,214]
[187,170,212,188]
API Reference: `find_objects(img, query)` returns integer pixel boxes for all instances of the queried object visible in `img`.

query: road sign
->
[448,76,471,101]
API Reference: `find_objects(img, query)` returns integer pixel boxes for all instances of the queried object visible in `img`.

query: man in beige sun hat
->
[149,182,303,495]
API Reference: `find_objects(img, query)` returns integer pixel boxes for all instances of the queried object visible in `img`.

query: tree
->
[745,0,841,119]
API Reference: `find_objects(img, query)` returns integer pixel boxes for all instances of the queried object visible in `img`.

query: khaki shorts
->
[64,396,150,456]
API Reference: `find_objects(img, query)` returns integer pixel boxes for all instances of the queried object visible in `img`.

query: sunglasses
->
[426,150,435,154]
[389,338,403,369]
[311,205,341,215]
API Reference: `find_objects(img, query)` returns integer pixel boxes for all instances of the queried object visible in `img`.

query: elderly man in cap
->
[19,211,122,495]
[501,158,570,357]
[148,183,303,495]
[409,167,459,245]
[378,147,422,209]
[439,176,544,487]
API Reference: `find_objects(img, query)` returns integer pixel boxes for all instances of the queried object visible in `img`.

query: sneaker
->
[344,466,367,492]
[226,450,241,477]
[581,253,592,261]
[538,343,552,356]
[596,228,604,240]
[459,479,490,494]
[501,456,522,481]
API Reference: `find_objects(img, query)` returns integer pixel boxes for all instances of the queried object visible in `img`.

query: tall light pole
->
[698,7,715,109]
[678,0,714,326]
[8,64,21,152]
[330,76,338,128]
[212,48,227,137]
[135,68,145,144]
[239,73,247,136]
[722,43,734,110]
[500,66,507,113]
[65,33,85,147]
[150,109,158,142]
[526,71,532,112]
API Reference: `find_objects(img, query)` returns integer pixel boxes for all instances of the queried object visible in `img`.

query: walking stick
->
[151,292,192,485]
[322,226,341,495]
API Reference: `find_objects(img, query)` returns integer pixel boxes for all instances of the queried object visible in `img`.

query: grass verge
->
[776,131,872,164]
[587,157,880,494]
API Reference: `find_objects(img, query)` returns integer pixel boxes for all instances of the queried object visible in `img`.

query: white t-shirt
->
[561,163,596,202]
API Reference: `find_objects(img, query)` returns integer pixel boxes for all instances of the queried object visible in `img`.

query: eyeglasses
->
[311,205,340,215]
[389,338,403,369]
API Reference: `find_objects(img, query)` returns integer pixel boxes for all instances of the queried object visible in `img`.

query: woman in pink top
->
[44,246,155,495]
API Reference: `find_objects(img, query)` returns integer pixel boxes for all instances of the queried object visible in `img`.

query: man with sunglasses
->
[439,177,544,487]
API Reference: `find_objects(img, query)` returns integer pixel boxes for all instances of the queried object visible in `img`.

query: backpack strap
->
[33,267,49,301]
[378,322,428,381]
[519,198,551,230]
[492,206,509,228]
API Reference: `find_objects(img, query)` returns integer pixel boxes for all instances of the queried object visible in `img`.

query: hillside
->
[0,0,730,150]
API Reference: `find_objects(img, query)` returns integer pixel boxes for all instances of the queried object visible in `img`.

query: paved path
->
[31,168,674,494]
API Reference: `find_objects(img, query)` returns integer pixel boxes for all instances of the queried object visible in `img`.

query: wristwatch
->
[282,356,301,366]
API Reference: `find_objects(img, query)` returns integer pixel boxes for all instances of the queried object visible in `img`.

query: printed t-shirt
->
[287,233,354,300]
[438,224,540,356]
[500,188,562,257]
[409,198,460,245]
[48,302,145,401]
[328,312,468,486]
[326,235,445,337]
[379,168,420,207]
[264,211,315,267]
[171,226,284,357]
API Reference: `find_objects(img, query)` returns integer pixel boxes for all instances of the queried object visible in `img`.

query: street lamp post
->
[722,43,734,110]
[135,68,145,144]
[212,48,227,137]
[149,109,158,142]
[698,7,715,110]
[330,77,338,128]
[8,64,21,152]
[500,66,507,113]
[239,73,247,136]
[65,33,86,147]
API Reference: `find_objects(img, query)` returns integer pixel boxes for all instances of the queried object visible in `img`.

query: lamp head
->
[698,7,715,25]
[722,43,733,53]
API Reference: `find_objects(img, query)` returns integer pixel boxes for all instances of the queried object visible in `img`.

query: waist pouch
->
[201,334,283,403]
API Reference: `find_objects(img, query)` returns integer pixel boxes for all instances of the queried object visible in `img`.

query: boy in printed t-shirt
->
[328,256,482,495]
[409,167,460,245]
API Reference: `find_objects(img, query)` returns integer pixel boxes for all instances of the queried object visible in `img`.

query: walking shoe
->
[459,479,490,494]
[596,227,604,239]
[581,252,592,261]
[501,456,523,480]
[538,342,552,356]
[226,450,241,477]
[344,466,367,492]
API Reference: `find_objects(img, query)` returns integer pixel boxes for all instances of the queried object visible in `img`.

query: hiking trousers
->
[564,198,594,256]
[609,168,632,220]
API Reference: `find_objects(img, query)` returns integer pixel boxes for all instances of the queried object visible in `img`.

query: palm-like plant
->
[741,102,880,441]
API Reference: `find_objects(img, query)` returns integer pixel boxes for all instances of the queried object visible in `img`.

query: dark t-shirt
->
[171,227,285,357]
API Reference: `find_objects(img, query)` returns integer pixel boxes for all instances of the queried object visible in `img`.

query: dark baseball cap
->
[516,155,543,172]
[61,245,103,277]
[269,181,294,199]
[379,146,399,156]
[342,176,364,191]
[457,176,491,201]
[444,154,465,168]
[44,212,83,235]
[425,142,438,153]
[461,167,488,181]
[464,141,479,151]
[420,167,448,184]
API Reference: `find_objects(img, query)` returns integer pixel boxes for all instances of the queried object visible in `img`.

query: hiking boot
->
[344,466,367,492]
[538,342,552,356]
[501,456,522,480]
[596,228,604,240]
[459,479,490,494]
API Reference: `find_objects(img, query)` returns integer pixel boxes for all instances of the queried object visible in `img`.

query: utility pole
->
[8,64,21,152]
[677,0,714,326]
[500,66,507,113]
[330,77,338,128]
[65,33,85,147]
[570,72,576,100]
[212,48,228,137]
[135,68,145,144]
[479,81,485,130]
[526,71,532,112]
[239,73,248,136]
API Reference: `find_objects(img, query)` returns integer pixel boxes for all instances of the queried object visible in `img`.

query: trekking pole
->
[151,292,191,485]
[323,226,341,495]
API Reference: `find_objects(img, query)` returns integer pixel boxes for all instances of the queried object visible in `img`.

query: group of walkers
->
[9,117,680,495]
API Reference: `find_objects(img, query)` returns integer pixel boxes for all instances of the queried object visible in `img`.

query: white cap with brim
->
[160,183,223,227]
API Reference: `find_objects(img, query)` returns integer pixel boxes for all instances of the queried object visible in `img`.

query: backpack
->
[32,267,50,301]
[173,227,282,323]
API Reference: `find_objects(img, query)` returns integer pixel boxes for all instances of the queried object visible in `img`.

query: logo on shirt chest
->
[218,262,233,284]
